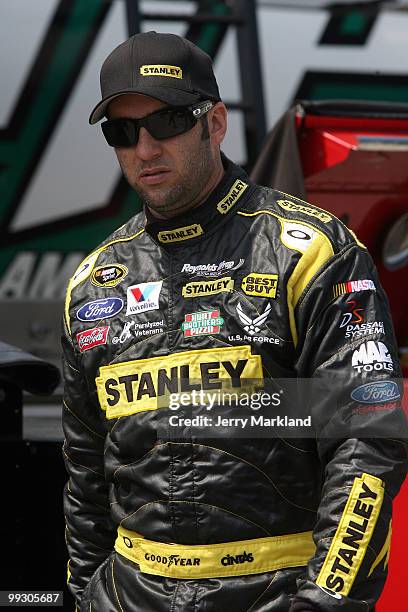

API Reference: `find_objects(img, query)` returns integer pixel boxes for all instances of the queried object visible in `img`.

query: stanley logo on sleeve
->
[316,473,384,597]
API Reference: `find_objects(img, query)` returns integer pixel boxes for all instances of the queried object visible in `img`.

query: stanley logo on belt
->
[95,345,263,419]
[316,473,384,597]
[140,64,182,78]
[217,179,248,214]
[277,199,332,223]
[158,223,203,243]
[241,273,278,298]
[182,277,234,298]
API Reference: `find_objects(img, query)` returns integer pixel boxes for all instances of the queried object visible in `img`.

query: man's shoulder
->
[249,185,364,254]
[64,211,146,307]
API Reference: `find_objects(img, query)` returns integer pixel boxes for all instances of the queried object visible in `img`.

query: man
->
[62,31,407,611]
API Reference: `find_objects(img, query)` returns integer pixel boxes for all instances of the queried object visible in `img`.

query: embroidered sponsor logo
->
[91,264,128,287]
[339,300,384,339]
[181,259,244,278]
[281,220,317,253]
[77,326,109,352]
[112,320,165,343]
[126,281,162,315]
[237,302,271,335]
[241,273,278,298]
[182,277,234,297]
[158,223,203,243]
[352,341,393,373]
[140,64,182,78]
[216,179,248,214]
[95,345,263,418]
[230,303,279,345]
[352,402,400,414]
[71,252,100,288]
[181,310,224,337]
[351,381,400,404]
[316,473,384,596]
[333,279,376,298]
[277,199,332,223]
[220,551,254,566]
[144,552,200,567]
[76,297,123,322]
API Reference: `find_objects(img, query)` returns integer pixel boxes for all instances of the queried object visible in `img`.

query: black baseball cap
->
[89,31,221,124]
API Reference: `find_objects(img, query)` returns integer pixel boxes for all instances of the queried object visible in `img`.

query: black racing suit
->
[62,156,407,611]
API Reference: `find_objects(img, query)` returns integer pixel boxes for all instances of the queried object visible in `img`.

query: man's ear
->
[208,102,227,146]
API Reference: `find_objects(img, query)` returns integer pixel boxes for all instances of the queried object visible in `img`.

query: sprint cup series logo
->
[126,282,162,315]
[182,310,224,337]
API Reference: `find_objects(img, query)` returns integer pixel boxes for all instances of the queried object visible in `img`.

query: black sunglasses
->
[101,100,214,148]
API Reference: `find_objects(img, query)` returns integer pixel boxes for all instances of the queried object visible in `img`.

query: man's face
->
[106,94,225,218]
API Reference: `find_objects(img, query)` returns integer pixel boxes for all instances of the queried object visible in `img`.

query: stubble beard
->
[124,138,216,218]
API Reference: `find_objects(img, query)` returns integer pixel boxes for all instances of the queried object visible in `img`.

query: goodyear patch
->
[241,273,278,298]
[140,65,182,79]
[91,264,128,287]
[182,277,234,298]
[277,199,332,223]
[95,345,263,419]
[217,179,248,214]
[316,473,384,597]
[158,224,203,243]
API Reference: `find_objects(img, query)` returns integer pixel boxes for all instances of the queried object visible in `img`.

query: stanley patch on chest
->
[182,277,234,297]
[95,345,263,419]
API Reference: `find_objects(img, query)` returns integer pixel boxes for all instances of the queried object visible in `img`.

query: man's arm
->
[62,318,115,606]
[290,243,408,611]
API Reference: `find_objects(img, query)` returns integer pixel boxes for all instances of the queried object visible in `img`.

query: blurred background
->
[0,1,407,609]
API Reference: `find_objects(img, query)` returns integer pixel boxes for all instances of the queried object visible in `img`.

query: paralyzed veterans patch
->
[182,310,224,337]
[91,264,128,287]
[182,277,234,298]
[158,224,203,243]
[95,345,263,419]
[217,179,248,214]
[316,473,384,597]
[77,326,109,352]
[241,273,278,298]
[126,281,162,315]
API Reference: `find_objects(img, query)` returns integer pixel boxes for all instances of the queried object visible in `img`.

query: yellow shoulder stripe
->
[238,210,334,346]
[64,229,144,335]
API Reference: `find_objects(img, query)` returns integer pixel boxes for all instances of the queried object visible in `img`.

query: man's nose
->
[134,126,162,159]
